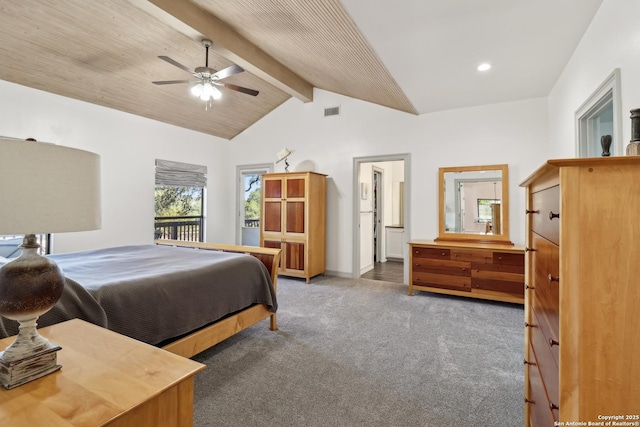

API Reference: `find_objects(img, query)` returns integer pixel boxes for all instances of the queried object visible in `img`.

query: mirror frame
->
[436,163,513,245]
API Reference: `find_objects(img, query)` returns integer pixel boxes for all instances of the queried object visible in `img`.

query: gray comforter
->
[0,245,277,345]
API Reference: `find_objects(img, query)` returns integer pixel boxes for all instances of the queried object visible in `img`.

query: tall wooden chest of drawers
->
[408,240,525,304]
[520,157,640,426]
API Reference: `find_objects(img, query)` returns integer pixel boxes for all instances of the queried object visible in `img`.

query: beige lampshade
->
[0,138,101,234]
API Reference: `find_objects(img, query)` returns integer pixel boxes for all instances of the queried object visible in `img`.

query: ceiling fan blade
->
[213,64,244,80]
[152,80,190,85]
[158,56,194,74]
[223,83,259,96]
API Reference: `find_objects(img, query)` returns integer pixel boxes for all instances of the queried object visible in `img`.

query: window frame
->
[575,68,623,158]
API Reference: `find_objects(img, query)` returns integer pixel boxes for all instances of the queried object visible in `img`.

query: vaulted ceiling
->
[0,0,603,139]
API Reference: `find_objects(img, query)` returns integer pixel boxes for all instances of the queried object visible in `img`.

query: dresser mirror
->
[437,164,512,244]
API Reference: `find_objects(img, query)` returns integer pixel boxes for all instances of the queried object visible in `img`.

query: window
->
[576,69,622,157]
[154,160,207,242]
[0,234,49,257]
[477,199,500,222]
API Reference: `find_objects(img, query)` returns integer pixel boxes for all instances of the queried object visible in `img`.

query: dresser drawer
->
[493,251,524,266]
[450,248,492,263]
[471,262,524,295]
[530,234,559,360]
[412,271,471,292]
[412,246,450,259]
[413,258,470,277]
[526,344,557,426]
[530,185,560,245]
[528,311,559,409]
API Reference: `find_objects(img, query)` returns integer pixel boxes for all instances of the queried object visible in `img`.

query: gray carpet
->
[192,276,525,427]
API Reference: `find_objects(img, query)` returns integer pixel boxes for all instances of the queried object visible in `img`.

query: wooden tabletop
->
[0,319,205,426]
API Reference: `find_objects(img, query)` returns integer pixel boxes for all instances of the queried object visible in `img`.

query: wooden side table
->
[0,319,205,426]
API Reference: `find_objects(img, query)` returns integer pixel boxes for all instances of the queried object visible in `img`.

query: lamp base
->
[0,343,61,389]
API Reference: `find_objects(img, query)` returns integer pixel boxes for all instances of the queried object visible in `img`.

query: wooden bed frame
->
[155,239,281,358]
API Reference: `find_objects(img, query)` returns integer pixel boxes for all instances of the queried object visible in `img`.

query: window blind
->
[155,159,207,187]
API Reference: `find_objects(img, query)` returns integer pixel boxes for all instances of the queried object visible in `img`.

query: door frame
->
[235,163,273,245]
[353,153,411,281]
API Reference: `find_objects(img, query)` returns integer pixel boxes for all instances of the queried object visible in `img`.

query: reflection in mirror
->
[443,170,502,234]
[438,164,512,244]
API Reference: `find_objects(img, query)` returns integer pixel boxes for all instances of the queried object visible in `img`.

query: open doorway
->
[236,163,273,246]
[353,154,410,283]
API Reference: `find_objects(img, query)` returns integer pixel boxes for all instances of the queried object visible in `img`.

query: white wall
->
[0,79,548,276]
[229,89,548,276]
[548,0,640,156]
[0,80,232,254]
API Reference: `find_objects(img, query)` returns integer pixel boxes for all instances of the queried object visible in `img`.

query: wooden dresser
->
[0,319,205,427]
[260,171,326,283]
[520,157,640,426]
[408,240,525,304]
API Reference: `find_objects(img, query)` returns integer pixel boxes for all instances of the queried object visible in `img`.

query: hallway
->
[360,260,404,283]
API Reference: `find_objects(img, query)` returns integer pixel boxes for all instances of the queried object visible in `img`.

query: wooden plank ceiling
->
[0,0,415,140]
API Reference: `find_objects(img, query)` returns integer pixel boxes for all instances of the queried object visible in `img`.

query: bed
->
[0,240,281,358]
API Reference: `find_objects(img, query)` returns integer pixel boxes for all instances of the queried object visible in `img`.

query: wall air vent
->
[324,106,341,117]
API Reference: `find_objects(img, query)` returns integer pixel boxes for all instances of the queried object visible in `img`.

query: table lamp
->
[0,138,101,389]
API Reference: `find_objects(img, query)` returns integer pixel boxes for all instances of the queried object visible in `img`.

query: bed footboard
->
[155,239,282,358]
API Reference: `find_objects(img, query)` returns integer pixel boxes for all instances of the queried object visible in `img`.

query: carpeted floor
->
[192,276,525,427]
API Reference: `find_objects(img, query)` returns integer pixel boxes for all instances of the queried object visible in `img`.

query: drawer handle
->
[525,247,537,252]
[524,398,535,404]
[523,359,537,366]
[525,209,540,215]
[549,338,559,347]
[525,284,535,290]
[549,211,560,220]
[548,274,559,283]
[524,322,537,328]
[452,253,457,257]
[550,402,559,411]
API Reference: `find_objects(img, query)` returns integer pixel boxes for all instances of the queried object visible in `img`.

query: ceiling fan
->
[152,39,259,105]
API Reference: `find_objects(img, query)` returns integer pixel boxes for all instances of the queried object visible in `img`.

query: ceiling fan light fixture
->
[211,85,222,100]
[190,82,204,97]
[194,82,222,101]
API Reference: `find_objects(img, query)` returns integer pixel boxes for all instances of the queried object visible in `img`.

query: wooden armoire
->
[260,171,326,283]
[520,157,640,426]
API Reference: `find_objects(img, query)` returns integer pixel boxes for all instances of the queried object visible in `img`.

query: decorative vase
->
[627,109,640,155]
[631,109,640,142]
[601,135,612,157]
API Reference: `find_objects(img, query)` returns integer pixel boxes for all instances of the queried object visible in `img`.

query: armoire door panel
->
[264,201,282,232]
[286,201,305,233]
[286,178,305,198]
[285,242,305,271]
[264,179,282,198]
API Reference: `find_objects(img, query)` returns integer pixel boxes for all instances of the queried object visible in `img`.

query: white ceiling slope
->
[0,0,604,138]
[342,0,604,113]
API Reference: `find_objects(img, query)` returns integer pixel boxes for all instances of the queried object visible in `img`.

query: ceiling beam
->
[133,0,313,103]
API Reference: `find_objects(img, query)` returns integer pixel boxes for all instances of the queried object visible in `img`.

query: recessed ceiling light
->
[477,63,491,71]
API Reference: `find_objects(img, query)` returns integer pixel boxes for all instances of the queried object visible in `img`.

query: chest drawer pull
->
[548,274,559,283]
[525,247,537,252]
[525,284,535,290]
[525,209,540,214]
[523,359,537,366]
[549,211,560,220]
[549,338,559,347]
[550,402,559,410]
